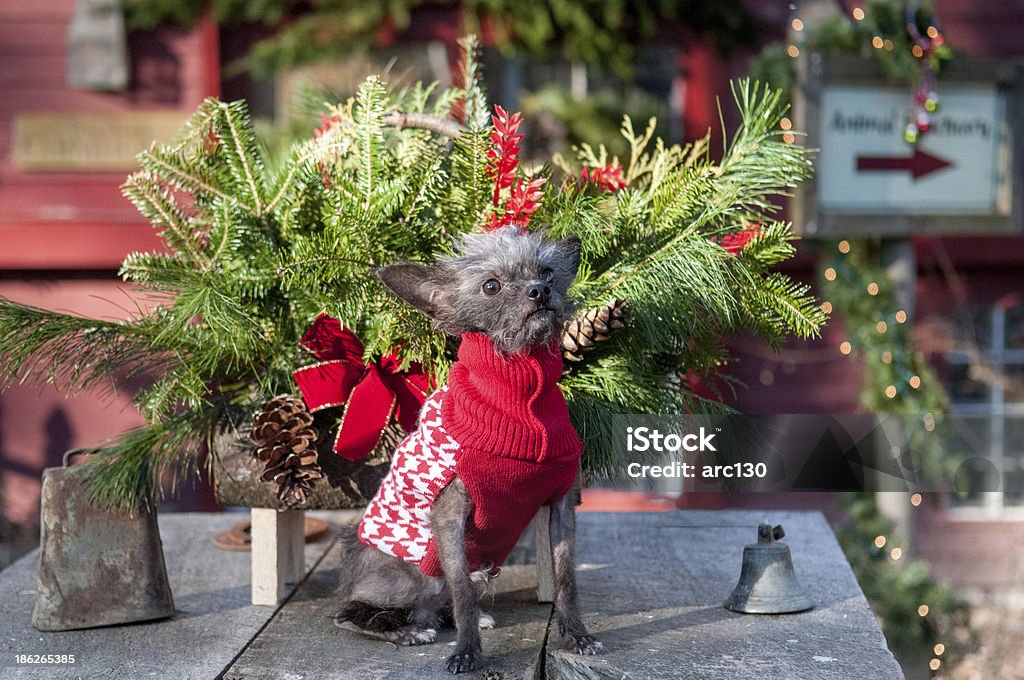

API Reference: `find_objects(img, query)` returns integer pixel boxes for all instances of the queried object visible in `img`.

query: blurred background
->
[1,0,1022,677]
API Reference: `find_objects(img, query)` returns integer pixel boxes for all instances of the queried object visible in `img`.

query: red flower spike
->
[486,106,525,207]
[719,222,762,256]
[204,127,221,154]
[489,176,546,230]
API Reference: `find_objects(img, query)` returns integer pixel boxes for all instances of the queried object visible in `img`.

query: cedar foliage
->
[0,38,823,509]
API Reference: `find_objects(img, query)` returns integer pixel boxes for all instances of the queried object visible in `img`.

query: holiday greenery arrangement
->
[0,38,822,511]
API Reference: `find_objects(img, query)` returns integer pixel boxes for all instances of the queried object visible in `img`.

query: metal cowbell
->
[724,523,813,615]
[32,451,175,632]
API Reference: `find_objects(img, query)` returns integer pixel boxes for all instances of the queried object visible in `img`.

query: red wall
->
[0,1,219,523]
[0,0,218,269]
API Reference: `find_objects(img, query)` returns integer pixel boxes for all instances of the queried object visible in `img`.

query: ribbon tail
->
[333,366,397,460]
[293,360,362,412]
[391,372,431,432]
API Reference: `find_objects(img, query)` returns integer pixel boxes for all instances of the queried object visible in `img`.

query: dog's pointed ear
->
[377,263,452,321]
[556,235,582,281]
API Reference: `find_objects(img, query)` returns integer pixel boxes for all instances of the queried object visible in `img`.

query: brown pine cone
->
[561,299,630,363]
[251,395,322,504]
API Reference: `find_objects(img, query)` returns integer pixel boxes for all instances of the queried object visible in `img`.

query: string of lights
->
[821,237,966,675]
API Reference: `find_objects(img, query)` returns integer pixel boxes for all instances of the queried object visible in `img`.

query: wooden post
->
[250,508,306,606]
[534,506,554,603]
[876,239,915,543]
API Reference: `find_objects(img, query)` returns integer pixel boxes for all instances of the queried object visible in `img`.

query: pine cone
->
[250,395,322,504]
[561,299,630,363]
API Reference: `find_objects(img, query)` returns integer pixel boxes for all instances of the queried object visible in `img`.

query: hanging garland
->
[750,0,954,147]
[902,4,944,144]
[819,239,973,675]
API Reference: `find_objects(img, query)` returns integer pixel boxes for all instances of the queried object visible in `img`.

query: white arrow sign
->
[817,84,1005,215]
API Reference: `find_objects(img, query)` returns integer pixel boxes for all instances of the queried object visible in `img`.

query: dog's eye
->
[541,269,555,284]
[482,279,502,296]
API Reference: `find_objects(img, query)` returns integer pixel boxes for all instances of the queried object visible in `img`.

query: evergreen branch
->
[276,255,379,276]
[121,171,210,270]
[173,97,220,150]
[0,300,168,393]
[81,406,219,511]
[139,145,244,213]
[744,272,827,340]
[265,134,352,215]
[353,77,388,210]
[217,99,266,214]
[622,115,658,183]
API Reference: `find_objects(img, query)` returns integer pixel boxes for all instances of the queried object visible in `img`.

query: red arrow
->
[855,149,953,181]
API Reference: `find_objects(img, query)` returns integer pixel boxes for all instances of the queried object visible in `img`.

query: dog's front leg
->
[432,478,483,674]
[549,493,602,655]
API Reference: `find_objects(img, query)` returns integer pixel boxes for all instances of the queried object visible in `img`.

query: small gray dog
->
[333,226,600,673]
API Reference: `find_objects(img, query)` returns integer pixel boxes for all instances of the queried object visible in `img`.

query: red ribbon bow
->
[292,314,433,460]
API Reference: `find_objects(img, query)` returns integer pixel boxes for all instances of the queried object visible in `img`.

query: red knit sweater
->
[357,333,582,578]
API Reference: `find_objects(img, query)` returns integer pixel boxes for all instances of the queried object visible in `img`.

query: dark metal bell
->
[32,451,175,631]
[724,523,813,614]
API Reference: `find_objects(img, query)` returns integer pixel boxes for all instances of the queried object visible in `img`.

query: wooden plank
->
[0,222,161,269]
[0,22,69,53]
[0,510,901,679]
[11,110,188,171]
[282,508,306,584]
[544,510,905,680]
[0,512,354,679]
[0,57,67,86]
[225,558,551,680]
[0,6,72,22]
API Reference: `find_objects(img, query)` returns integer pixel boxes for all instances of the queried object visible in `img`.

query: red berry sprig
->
[580,163,628,192]
[718,222,762,256]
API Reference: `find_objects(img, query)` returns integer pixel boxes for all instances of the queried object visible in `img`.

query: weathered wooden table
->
[0,510,904,679]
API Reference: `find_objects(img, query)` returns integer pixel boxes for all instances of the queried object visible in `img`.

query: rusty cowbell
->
[32,451,175,631]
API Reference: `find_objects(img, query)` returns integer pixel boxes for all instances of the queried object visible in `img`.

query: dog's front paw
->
[567,634,603,656]
[403,627,438,646]
[445,648,482,674]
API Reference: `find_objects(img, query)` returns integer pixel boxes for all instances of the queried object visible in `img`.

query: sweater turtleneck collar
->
[440,332,581,463]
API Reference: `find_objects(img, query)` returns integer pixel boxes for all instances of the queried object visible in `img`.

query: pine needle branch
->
[216,99,266,214]
[0,300,169,394]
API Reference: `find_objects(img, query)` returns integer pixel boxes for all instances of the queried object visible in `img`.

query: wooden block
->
[534,505,555,603]
[282,508,306,583]
[250,508,306,606]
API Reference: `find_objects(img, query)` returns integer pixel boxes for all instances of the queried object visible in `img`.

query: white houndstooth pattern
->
[357,387,459,563]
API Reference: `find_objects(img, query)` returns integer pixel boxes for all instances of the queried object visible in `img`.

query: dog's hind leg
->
[334,525,444,646]
[332,601,438,645]
[549,492,602,655]
[431,478,484,674]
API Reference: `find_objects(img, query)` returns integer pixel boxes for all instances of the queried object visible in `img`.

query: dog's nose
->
[527,283,551,304]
